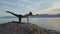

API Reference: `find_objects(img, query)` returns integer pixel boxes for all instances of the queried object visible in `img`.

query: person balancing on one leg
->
[6,11,33,23]
[6,11,23,23]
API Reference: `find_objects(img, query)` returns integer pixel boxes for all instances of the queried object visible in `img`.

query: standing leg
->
[27,16,29,23]
[19,17,21,23]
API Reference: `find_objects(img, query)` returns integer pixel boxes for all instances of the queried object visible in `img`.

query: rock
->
[0,22,60,34]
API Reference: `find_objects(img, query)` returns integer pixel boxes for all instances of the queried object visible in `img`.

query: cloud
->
[0,0,60,16]
[25,2,42,11]
[50,2,60,9]
[34,2,60,15]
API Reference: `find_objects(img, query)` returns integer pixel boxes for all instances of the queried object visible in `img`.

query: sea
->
[0,17,60,32]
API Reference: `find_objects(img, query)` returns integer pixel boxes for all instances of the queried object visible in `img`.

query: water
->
[0,18,60,32]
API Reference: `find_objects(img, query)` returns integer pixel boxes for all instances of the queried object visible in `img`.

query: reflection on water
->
[0,18,60,31]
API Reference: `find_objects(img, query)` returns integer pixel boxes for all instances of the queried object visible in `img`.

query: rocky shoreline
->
[0,21,60,34]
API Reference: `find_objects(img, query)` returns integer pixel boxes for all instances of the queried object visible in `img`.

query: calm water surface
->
[0,18,60,31]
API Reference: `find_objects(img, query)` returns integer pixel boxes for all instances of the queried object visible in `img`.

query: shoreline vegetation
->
[0,21,60,34]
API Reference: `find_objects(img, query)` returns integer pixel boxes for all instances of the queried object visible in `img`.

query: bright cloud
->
[34,2,60,15]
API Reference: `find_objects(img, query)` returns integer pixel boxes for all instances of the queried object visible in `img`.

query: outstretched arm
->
[6,11,18,17]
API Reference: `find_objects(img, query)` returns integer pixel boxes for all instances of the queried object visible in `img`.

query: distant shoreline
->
[0,17,60,19]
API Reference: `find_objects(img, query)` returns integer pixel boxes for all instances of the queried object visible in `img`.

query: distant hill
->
[0,16,16,18]
[29,14,60,18]
[38,14,60,17]
[0,14,60,18]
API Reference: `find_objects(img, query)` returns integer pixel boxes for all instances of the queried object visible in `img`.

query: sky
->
[0,0,60,17]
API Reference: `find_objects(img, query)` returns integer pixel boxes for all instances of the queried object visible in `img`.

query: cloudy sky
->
[0,0,60,17]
